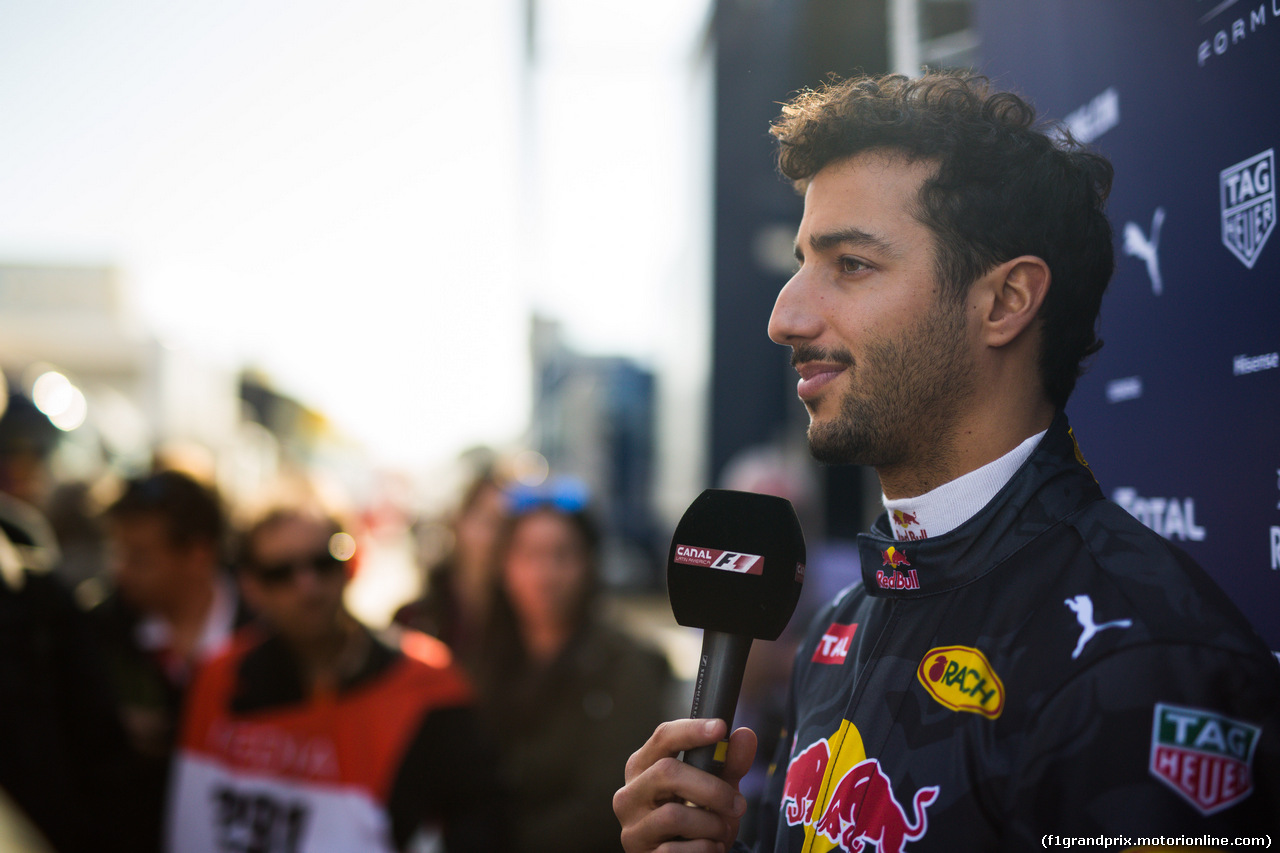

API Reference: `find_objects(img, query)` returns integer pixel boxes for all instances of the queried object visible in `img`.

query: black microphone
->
[667,489,805,776]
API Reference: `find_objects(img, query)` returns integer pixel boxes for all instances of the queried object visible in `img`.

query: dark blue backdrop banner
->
[975,0,1280,649]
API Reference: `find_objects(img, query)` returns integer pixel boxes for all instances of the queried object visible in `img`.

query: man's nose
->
[768,271,820,345]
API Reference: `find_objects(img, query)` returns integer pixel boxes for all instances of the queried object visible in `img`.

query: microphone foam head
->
[667,489,805,640]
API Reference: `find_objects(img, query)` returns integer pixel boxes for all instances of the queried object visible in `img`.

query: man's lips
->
[794,361,848,400]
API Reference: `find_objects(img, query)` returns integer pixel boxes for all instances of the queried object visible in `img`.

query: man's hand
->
[613,718,758,853]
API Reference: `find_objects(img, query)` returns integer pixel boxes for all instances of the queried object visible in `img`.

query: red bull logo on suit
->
[880,546,911,569]
[780,722,938,852]
[875,569,919,590]
[877,548,919,589]
[891,510,928,540]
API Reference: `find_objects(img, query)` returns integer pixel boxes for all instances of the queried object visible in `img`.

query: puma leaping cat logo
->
[1123,207,1166,295]
[1065,594,1132,659]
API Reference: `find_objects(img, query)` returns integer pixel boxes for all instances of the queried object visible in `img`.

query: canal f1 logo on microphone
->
[673,545,764,575]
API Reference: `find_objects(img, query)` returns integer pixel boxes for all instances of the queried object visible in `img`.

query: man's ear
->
[977,256,1050,348]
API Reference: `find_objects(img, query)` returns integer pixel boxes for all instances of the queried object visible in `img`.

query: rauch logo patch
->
[916,646,1005,719]
[1149,702,1260,815]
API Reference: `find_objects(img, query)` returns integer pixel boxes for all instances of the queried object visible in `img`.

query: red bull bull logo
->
[890,510,928,541]
[880,546,911,569]
[877,548,919,590]
[782,740,831,828]
[781,734,938,853]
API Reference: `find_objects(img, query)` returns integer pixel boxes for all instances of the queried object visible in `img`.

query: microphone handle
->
[683,630,754,776]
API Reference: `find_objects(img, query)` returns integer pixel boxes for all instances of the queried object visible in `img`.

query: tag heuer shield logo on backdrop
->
[1149,702,1260,814]
[1220,148,1275,269]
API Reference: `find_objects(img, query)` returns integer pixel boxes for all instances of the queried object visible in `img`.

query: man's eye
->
[839,257,868,273]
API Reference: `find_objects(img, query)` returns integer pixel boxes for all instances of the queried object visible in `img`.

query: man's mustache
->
[790,344,855,368]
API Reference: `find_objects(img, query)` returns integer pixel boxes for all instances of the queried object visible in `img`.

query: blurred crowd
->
[0,395,682,853]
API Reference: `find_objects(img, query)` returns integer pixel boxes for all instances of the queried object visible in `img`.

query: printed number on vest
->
[213,786,310,853]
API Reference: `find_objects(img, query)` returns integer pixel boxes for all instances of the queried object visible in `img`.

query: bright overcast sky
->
[0,0,711,471]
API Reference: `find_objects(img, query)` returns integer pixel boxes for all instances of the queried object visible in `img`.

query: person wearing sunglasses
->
[165,503,504,853]
[472,478,674,853]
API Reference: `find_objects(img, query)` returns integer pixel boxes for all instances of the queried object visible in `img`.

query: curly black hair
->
[771,71,1115,409]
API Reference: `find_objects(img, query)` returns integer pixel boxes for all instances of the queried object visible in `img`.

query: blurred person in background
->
[474,477,674,853]
[0,488,135,853]
[91,469,250,853]
[0,391,59,512]
[0,388,113,607]
[167,501,503,852]
[45,480,111,604]
[393,465,509,673]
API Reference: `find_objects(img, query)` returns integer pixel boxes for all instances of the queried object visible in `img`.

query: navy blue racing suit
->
[743,414,1280,851]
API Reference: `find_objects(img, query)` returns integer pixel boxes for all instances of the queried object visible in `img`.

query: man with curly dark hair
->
[614,71,1279,851]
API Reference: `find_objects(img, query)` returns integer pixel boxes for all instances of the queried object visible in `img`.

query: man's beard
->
[804,297,975,469]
